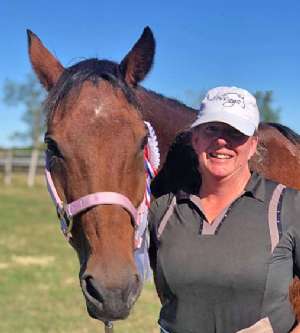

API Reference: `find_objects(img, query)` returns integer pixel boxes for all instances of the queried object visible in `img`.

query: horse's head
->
[27,28,155,321]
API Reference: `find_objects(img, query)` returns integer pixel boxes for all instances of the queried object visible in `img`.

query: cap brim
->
[190,112,256,136]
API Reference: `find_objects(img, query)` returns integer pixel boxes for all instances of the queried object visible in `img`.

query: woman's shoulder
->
[150,193,175,212]
[255,172,300,200]
[282,185,300,208]
[149,193,176,226]
[267,179,300,229]
[252,174,300,233]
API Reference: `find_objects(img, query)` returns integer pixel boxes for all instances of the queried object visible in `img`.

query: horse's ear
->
[27,30,64,91]
[119,26,155,87]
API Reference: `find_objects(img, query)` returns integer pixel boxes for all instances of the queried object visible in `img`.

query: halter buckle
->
[57,204,73,240]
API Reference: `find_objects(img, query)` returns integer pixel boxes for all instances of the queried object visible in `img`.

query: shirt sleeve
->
[148,194,174,267]
[287,190,300,275]
[148,194,173,304]
[261,188,300,332]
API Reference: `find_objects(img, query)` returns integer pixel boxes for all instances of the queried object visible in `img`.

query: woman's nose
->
[215,136,228,145]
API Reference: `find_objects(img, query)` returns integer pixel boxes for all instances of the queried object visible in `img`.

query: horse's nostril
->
[124,274,141,306]
[84,276,104,303]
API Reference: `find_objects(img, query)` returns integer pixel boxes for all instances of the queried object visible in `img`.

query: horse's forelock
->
[45,58,140,123]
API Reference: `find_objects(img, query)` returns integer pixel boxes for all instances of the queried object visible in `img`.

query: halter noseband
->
[45,165,139,240]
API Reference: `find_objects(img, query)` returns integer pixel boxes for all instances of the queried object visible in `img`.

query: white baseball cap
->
[190,86,260,136]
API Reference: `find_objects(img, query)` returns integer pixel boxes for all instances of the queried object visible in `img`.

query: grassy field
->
[0,174,160,333]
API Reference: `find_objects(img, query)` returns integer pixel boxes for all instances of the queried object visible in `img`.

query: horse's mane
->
[139,87,198,114]
[261,122,300,145]
[151,131,200,197]
[45,58,139,121]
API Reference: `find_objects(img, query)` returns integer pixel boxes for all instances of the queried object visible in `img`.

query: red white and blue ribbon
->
[134,121,160,280]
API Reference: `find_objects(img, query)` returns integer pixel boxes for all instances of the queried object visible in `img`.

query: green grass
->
[0,175,160,332]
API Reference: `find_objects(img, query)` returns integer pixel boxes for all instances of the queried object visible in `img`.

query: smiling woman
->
[148,87,300,333]
[192,122,258,192]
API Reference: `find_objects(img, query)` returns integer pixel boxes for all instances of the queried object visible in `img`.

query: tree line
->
[2,73,281,153]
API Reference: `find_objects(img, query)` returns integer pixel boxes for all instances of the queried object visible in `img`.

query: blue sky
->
[1,0,300,147]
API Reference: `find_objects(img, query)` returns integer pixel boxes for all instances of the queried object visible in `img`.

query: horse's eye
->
[45,137,63,158]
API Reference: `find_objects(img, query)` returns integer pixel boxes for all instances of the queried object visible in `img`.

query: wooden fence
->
[0,149,45,186]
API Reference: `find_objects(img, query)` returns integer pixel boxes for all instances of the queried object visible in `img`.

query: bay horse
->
[27,27,195,325]
[28,26,300,326]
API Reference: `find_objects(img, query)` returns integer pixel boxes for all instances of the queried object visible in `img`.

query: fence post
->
[27,148,39,187]
[4,149,13,185]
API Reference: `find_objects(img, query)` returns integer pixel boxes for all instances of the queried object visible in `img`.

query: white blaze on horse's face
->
[94,105,103,116]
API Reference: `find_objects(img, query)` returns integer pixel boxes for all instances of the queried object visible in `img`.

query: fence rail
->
[0,149,45,186]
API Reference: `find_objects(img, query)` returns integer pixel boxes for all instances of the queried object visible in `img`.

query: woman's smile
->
[207,152,233,160]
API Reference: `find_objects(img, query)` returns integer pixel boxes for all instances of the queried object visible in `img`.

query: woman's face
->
[192,122,258,181]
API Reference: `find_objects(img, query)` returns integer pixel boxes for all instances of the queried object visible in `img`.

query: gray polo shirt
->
[149,172,300,333]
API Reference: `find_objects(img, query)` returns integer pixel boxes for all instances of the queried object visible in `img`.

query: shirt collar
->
[176,172,266,203]
[176,190,191,201]
[244,172,266,202]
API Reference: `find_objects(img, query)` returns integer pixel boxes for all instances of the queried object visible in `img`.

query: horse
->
[27,26,195,325]
[28,26,300,326]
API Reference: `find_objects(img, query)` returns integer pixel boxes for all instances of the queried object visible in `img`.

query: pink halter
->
[45,121,159,249]
[45,166,139,232]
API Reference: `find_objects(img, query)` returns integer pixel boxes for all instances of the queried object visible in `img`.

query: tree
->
[3,73,46,146]
[184,89,206,110]
[3,73,46,186]
[254,90,281,122]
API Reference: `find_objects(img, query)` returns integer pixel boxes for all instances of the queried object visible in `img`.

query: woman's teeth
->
[209,153,231,159]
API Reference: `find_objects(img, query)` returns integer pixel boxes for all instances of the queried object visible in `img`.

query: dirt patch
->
[12,255,55,267]
[64,277,77,285]
[0,262,9,269]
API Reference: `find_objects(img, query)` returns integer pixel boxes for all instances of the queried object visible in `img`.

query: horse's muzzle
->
[80,272,142,321]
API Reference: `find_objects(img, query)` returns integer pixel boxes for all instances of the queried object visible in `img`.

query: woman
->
[149,87,300,333]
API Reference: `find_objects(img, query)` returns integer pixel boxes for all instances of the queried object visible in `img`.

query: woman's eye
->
[227,130,244,139]
[205,125,220,134]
